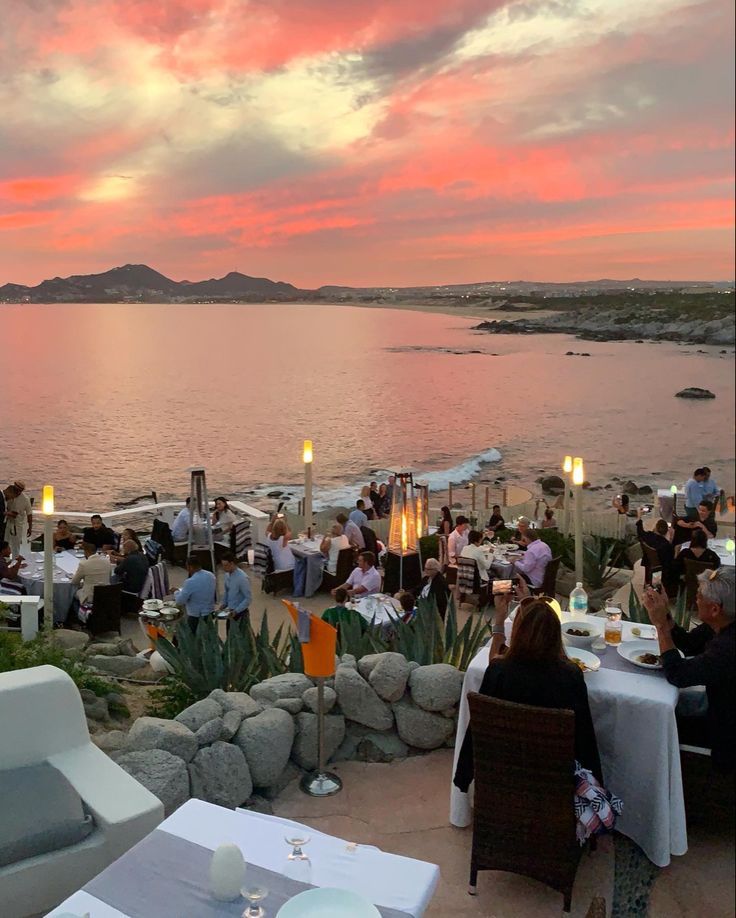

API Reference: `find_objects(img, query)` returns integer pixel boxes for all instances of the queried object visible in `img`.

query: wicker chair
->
[683,558,718,610]
[531,556,561,598]
[320,547,356,594]
[467,692,582,912]
[456,557,488,608]
[85,584,123,637]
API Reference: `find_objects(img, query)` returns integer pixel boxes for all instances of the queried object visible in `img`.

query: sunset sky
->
[1,0,734,287]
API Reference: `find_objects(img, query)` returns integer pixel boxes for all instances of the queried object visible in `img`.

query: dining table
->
[18,549,81,625]
[47,799,440,917]
[449,613,688,868]
[289,536,327,598]
[480,542,523,579]
[349,593,403,631]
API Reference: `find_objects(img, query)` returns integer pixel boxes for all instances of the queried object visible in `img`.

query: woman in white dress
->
[212,497,237,535]
[320,523,351,574]
[265,517,295,571]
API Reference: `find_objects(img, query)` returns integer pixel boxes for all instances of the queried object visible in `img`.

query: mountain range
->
[0,263,732,303]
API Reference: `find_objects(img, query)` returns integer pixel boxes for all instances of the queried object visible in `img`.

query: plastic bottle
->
[569,582,588,618]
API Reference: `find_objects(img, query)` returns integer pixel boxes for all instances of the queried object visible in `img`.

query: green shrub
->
[537,529,575,567]
[147,677,199,719]
[419,534,439,561]
[0,632,116,697]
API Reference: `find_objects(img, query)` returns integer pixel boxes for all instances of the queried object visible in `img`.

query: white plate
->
[142,610,161,619]
[277,888,380,918]
[617,640,663,670]
[564,646,601,672]
[628,624,657,640]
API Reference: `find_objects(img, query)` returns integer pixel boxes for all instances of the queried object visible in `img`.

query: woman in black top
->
[676,528,721,575]
[673,501,718,547]
[454,590,602,792]
[439,506,454,537]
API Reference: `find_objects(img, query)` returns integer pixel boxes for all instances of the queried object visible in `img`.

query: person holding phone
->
[636,510,677,595]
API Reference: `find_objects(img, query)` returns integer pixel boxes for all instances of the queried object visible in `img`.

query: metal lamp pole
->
[42,485,55,630]
[572,458,585,584]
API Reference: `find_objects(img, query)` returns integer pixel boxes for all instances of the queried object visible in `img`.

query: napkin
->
[297,605,312,643]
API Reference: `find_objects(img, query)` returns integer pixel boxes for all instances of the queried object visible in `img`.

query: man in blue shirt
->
[684,468,706,519]
[702,467,721,505]
[175,554,216,632]
[349,499,369,528]
[218,552,252,632]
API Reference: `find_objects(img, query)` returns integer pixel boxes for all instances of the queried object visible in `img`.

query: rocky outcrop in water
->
[675,387,716,399]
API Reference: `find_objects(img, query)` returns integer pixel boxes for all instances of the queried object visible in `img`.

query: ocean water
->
[2,302,734,512]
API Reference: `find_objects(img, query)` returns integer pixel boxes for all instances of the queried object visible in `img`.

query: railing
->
[0,595,41,641]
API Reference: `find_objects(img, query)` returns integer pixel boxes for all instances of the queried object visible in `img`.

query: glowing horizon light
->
[303,440,313,464]
[572,457,584,486]
[42,484,54,515]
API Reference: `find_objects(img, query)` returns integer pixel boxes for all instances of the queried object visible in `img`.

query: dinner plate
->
[628,624,657,640]
[276,888,380,917]
[564,646,601,672]
[617,640,663,670]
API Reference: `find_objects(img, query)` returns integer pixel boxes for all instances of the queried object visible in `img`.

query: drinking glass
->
[284,834,311,884]
[605,610,623,645]
[241,884,268,917]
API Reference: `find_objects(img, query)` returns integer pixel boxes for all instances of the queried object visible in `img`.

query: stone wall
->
[105,653,464,814]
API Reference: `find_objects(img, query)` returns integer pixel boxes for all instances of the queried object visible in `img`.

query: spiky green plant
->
[627,586,692,631]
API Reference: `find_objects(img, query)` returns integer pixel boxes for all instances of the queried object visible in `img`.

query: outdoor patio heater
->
[383,471,423,594]
[187,467,216,575]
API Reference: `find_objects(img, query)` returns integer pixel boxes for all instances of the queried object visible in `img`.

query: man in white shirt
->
[337,513,365,550]
[460,530,492,583]
[514,530,552,589]
[171,498,191,542]
[71,541,112,604]
[6,480,33,557]
[334,551,381,598]
[447,515,469,565]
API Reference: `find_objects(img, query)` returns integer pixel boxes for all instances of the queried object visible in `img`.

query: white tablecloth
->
[19,550,80,624]
[449,615,687,867]
[351,594,402,628]
[679,538,735,568]
[48,799,439,917]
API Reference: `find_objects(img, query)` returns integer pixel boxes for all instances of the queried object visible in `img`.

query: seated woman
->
[673,500,718,547]
[320,523,351,575]
[360,485,376,520]
[52,520,78,552]
[676,528,721,574]
[109,527,142,563]
[511,516,531,547]
[454,583,602,793]
[212,497,237,536]
[541,508,558,529]
[265,518,295,571]
[377,483,391,518]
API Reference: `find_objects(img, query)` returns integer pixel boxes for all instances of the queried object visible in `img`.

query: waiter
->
[6,480,33,556]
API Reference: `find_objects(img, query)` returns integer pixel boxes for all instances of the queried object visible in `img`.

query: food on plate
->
[569,657,588,672]
[637,653,661,666]
[631,627,642,636]
[566,628,590,637]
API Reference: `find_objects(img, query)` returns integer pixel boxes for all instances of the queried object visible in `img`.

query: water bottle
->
[569,582,588,619]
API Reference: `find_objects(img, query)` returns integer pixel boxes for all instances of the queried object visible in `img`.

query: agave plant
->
[627,585,692,631]
[155,612,292,697]
[582,535,626,589]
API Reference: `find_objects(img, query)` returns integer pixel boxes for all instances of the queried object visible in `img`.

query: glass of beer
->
[605,609,623,645]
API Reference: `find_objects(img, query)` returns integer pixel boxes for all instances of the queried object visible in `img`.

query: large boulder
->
[291,713,345,771]
[368,653,410,703]
[621,480,639,495]
[175,698,223,732]
[233,708,294,787]
[334,723,409,764]
[302,685,337,714]
[334,665,393,731]
[250,673,312,703]
[116,749,189,816]
[87,655,148,677]
[357,654,383,680]
[675,387,716,399]
[208,689,262,719]
[92,729,127,753]
[540,475,565,494]
[126,716,198,762]
[408,664,464,712]
[188,742,252,809]
[392,697,455,750]
[195,717,224,747]
[220,709,244,741]
[51,629,90,652]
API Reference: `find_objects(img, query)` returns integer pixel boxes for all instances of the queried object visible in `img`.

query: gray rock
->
[291,713,345,770]
[408,664,464,712]
[79,688,98,704]
[407,661,420,672]
[334,666,393,731]
[249,673,312,703]
[115,638,138,657]
[106,692,126,707]
[175,698,223,732]
[126,716,198,762]
[540,475,565,494]
[195,717,224,747]
[87,655,146,677]
[51,629,90,651]
[340,653,357,669]
[116,749,189,816]
[209,689,262,719]
[357,653,383,680]
[255,762,302,800]
[234,708,294,787]
[638,485,653,495]
[220,709,243,741]
[334,724,408,763]
[87,642,126,657]
[302,685,337,714]
[675,387,716,399]
[621,480,639,495]
[188,742,252,809]
[368,653,410,703]
[273,697,303,715]
[83,695,109,722]
[92,729,127,753]
[392,697,455,750]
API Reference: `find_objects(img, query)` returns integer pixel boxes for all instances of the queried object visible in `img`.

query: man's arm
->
[231,575,251,614]
[71,560,85,586]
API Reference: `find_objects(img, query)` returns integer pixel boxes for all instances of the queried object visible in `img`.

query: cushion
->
[0,762,95,867]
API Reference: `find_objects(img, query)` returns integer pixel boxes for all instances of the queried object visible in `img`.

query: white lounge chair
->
[0,665,164,918]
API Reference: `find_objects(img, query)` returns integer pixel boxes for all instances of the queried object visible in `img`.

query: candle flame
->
[302,440,313,464]
[563,455,573,474]
[42,484,54,515]
[572,457,584,486]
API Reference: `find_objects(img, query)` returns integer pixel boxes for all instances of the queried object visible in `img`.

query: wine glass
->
[284,834,312,884]
[241,884,268,917]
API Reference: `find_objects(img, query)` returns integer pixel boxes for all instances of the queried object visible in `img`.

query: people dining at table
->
[676,529,722,574]
[71,541,112,605]
[673,500,718,546]
[453,587,603,794]
[636,511,678,594]
[52,520,78,552]
[447,516,469,565]
[320,523,351,575]
[265,518,295,571]
[322,587,367,633]
[642,568,735,773]
[0,540,23,581]
[514,530,552,589]
[359,486,376,520]
[349,499,369,529]
[114,539,149,613]
[171,498,191,542]
[336,512,365,550]
[510,516,531,546]
[218,552,252,630]
[486,505,505,533]
[333,550,381,598]
[438,506,454,537]
[83,514,117,551]
[212,497,237,535]
[175,554,217,632]
[541,508,558,529]
[418,557,449,620]
[460,530,492,584]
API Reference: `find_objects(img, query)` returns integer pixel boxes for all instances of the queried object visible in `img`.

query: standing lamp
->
[670,483,678,517]
[415,482,429,541]
[384,472,422,593]
[572,458,585,584]
[303,440,314,537]
[187,468,216,577]
[42,485,55,631]
[562,455,573,536]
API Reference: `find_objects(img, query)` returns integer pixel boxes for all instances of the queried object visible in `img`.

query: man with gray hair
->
[643,567,735,772]
[114,539,149,615]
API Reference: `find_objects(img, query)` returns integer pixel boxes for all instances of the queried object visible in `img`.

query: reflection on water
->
[1,302,733,508]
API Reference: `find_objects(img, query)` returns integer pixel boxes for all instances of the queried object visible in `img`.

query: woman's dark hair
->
[214,496,230,519]
[441,505,453,522]
[506,600,566,665]
[544,508,554,520]
[699,500,713,512]
[398,591,415,612]
[690,529,708,550]
[58,519,68,526]
[468,529,482,545]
